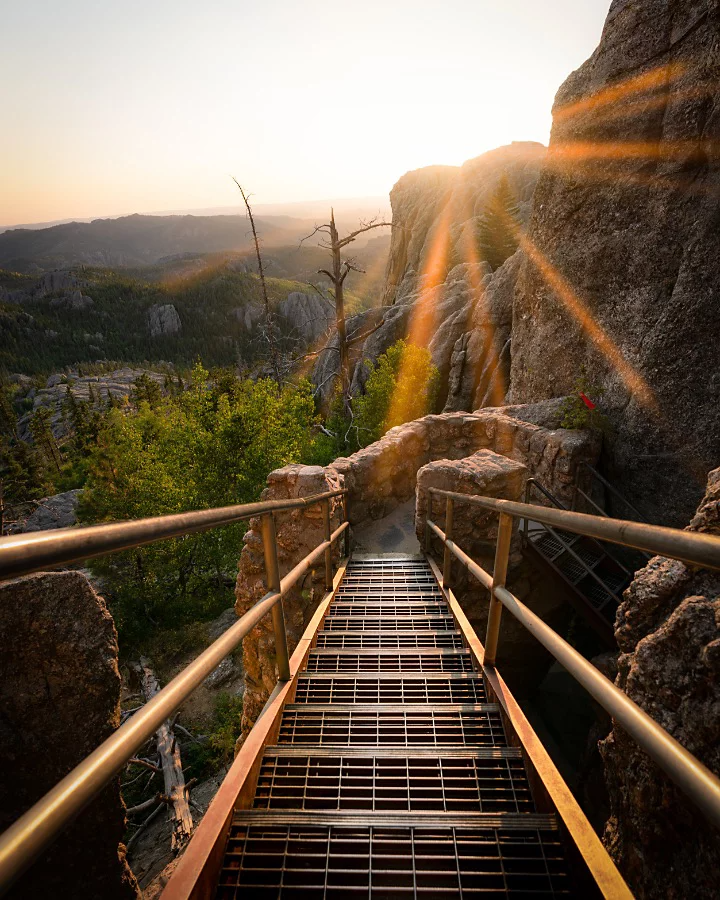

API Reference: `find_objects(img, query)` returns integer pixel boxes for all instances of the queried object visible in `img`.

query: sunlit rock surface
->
[509,0,720,525]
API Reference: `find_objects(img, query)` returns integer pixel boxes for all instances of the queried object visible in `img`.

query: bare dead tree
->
[232,178,281,382]
[301,211,393,411]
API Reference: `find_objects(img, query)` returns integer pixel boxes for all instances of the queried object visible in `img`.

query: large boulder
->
[278,292,334,345]
[600,465,720,898]
[0,572,138,899]
[19,489,82,533]
[147,303,181,338]
[509,0,720,525]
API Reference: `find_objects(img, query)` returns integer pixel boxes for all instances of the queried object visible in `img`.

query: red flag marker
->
[579,392,596,410]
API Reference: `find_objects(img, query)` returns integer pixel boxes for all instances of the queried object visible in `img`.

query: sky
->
[0,0,612,226]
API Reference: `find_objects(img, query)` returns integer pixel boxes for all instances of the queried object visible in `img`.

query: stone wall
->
[235,465,344,742]
[599,466,720,898]
[331,401,600,528]
[0,572,139,900]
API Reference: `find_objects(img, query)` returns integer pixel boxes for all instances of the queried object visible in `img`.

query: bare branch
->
[337,221,394,249]
[299,223,332,247]
[346,319,385,347]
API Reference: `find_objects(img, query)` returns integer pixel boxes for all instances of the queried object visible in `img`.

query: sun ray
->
[518,234,657,412]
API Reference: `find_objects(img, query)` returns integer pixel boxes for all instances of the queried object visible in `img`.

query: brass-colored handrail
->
[0,491,348,894]
[424,486,720,830]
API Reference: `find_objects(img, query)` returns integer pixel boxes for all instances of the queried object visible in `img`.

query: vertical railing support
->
[342,493,349,556]
[261,513,290,681]
[323,499,333,591]
[484,512,513,667]
[442,497,454,589]
[424,490,432,554]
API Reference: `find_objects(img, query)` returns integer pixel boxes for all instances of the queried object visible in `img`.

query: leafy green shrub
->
[350,340,439,450]
[80,365,323,645]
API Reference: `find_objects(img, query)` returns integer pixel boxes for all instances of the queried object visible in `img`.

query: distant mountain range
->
[0,200,391,273]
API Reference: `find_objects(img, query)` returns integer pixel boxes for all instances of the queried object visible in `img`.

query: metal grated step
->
[217,821,572,899]
[253,753,535,814]
[294,675,488,705]
[277,706,506,747]
[327,603,449,617]
[305,650,474,674]
[314,632,464,650]
[320,615,456,632]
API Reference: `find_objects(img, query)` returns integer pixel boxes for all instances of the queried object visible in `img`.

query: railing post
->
[442,497,454,589]
[323,499,333,591]
[484,512,513,667]
[424,490,432,553]
[260,513,290,681]
[342,493,349,556]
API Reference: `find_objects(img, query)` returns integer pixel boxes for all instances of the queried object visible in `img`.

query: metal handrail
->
[0,491,348,893]
[0,490,345,581]
[424,486,720,831]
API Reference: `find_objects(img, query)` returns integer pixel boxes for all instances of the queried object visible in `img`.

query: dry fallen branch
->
[134,658,194,852]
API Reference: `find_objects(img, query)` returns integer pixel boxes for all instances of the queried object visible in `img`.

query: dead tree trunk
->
[307,211,394,413]
[233,178,281,382]
[135,657,194,852]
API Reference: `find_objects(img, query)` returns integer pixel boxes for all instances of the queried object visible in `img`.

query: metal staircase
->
[214,556,600,898]
[521,480,635,644]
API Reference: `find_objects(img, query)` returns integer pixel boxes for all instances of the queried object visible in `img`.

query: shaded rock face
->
[0,572,138,899]
[16,367,167,441]
[13,488,82,533]
[600,465,720,898]
[235,465,345,742]
[509,0,720,525]
[311,308,385,406]
[278,292,334,345]
[413,450,566,694]
[147,303,181,337]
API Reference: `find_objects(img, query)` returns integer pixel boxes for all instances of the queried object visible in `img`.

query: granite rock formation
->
[15,367,167,441]
[278,292,335,345]
[312,144,544,409]
[509,0,720,525]
[0,572,138,899]
[147,303,182,338]
[600,465,720,898]
[382,142,545,306]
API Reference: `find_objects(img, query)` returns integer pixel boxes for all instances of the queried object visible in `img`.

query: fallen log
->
[134,657,194,852]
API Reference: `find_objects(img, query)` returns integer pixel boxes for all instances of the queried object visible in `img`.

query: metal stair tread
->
[261,745,524,759]
[229,809,560,829]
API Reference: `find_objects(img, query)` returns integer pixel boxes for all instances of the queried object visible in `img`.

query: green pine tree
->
[477,174,521,271]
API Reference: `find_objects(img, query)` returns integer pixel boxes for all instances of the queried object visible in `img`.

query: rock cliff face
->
[600,466,720,898]
[312,144,545,408]
[0,572,138,899]
[382,143,545,307]
[147,303,182,338]
[509,0,720,525]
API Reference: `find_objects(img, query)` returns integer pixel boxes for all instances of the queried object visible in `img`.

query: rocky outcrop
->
[0,572,138,899]
[383,142,546,306]
[147,303,182,338]
[509,0,720,525]
[600,465,720,898]
[13,488,82,533]
[278,292,334,345]
[312,144,543,411]
[235,465,345,742]
[16,368,168,441]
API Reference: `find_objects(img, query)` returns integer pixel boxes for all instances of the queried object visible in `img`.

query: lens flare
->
[518,234,657,411]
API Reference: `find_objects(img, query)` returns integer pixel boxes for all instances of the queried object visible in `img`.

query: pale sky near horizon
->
[1,0,612,226]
